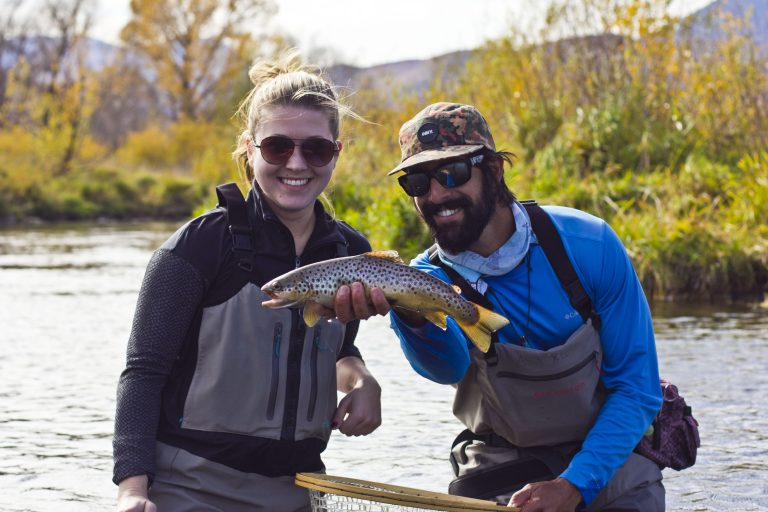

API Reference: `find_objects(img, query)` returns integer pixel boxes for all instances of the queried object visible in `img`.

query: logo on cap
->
[417,123,439,144]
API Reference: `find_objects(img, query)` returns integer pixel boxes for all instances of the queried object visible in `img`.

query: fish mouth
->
[261,295,303,308]
[261,287,304,308]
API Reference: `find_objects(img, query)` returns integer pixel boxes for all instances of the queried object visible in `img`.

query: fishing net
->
[295,473,516,512]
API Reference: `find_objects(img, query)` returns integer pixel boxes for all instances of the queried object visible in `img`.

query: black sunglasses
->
[255,135,340,167]
[397,155,483,197]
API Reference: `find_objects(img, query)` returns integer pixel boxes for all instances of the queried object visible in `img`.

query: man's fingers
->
[350,282,373,318]
[510,484,532,507]
[334,283,389,322]
[370,287,391,315]
[334,285,353,322]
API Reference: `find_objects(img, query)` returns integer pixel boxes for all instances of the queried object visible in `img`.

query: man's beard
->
[420,175,497,254]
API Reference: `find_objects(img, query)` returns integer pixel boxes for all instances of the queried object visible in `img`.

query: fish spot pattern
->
[265,253,480,323]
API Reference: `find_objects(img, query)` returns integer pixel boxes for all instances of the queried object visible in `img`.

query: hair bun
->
[248,49,321,87]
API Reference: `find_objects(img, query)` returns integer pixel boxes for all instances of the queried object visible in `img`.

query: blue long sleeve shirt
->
[390,205,662,505]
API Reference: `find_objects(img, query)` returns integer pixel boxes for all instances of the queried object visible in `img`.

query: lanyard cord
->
[523,251,532,344]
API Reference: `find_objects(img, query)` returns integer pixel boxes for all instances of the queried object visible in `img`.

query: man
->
[333,102,663,511]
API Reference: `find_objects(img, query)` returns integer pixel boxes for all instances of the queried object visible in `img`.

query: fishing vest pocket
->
[266,322,283,421]
[181,284,291,439]
[455,321,606,447]
[294,319,345,441]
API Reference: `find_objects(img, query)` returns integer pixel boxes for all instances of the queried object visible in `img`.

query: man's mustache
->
[420,197,473,218]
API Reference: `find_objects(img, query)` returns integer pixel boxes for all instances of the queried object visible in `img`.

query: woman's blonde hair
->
[233,50,354,184]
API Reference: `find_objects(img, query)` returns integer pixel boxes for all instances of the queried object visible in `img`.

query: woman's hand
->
[117,475,156,512]
[333,356,382,436]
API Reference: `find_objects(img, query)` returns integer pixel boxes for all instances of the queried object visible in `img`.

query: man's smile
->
[435,207,462,218]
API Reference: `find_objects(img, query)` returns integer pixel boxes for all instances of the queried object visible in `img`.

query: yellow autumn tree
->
[120,0,276,121]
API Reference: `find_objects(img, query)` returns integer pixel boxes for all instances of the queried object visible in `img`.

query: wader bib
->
[441,202,663,510]
[149,184,347,511]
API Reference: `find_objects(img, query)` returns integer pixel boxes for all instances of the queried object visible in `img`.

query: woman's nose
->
[285,145,308,170]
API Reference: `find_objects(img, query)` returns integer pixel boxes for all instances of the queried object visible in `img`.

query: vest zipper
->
[266,322,282,421]
[496,351,598,381]
[281,309,305,440]
[306,326,322,422]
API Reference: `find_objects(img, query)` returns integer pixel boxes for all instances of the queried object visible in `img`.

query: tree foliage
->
[0,0,766,301]
[120,0,275,121]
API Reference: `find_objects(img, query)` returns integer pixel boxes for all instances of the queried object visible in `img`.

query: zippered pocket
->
[496,351,598,381]
[266,322,283,420]
[306,326,322,422]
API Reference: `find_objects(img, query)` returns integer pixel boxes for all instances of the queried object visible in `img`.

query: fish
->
[260,250,509,353]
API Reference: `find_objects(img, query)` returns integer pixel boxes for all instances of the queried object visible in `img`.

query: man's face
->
[410,158,499,254]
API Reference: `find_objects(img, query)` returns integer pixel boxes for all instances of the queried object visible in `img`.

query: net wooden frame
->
[295,473,517,512]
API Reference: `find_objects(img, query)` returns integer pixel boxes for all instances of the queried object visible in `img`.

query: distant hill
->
[325,0,767,94]
[325,51,471,95]
[691,0,767,51]
[5,0,765,97]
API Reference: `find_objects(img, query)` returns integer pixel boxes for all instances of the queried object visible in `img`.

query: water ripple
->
[0,223,766,511]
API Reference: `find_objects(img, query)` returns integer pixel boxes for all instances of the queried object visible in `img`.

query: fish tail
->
[455,304,510,353]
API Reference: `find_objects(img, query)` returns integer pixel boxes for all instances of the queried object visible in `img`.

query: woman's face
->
[247,105,340,219]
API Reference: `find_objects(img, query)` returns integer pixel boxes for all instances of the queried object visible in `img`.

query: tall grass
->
[0,0,765,301]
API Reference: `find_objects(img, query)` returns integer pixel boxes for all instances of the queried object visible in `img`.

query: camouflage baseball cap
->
[387,102,496,175]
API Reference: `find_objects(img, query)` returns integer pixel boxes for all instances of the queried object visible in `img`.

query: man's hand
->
[509,477,582,511]
[333,282,390,323]
[117,475,156,512]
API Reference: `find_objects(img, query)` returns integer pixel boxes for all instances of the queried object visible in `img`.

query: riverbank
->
[1,213,765,305]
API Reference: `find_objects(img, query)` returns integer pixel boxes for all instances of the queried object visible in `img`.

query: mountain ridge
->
[5,0,764,96]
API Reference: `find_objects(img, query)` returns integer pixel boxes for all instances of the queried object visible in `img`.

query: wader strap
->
[449,456,553,501]
[426,201,600,361]
[428,246,500,358]
[451,428,573,469]
[448,428,568,500]
[520,201,601,329]
[215,182,255,272]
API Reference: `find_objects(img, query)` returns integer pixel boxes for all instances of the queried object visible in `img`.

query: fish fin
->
[452,284,462,294]
[424,310,449,330]
[364,250,404,264]
[455,304,510,353]
[302,302,326,327]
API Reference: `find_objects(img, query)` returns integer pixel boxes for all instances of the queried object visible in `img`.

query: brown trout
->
[260,250,509,353]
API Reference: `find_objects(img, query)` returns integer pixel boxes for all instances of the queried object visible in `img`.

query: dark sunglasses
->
[397,155,483,197]
[255,135,340,167]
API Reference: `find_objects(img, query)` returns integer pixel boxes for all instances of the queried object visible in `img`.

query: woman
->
[114,53,382,512]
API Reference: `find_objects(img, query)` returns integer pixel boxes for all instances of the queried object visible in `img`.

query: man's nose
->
[424,177,453,202]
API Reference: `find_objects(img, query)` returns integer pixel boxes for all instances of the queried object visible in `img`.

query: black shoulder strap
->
[427,201,600,330]
[215,182,255,272]
[428,245,500,356]
[428,245,491,309]
[521,200,600,328]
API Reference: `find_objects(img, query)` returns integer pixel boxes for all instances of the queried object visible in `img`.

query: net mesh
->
[309,490,446,512]
[296,473,510,512]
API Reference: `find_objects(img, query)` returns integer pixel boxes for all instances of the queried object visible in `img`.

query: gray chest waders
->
[430,201,606,500]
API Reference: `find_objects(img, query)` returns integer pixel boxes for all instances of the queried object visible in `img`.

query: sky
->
[87,0,716,67]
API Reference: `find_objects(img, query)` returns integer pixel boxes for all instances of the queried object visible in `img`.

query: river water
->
[0,222,766,511]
